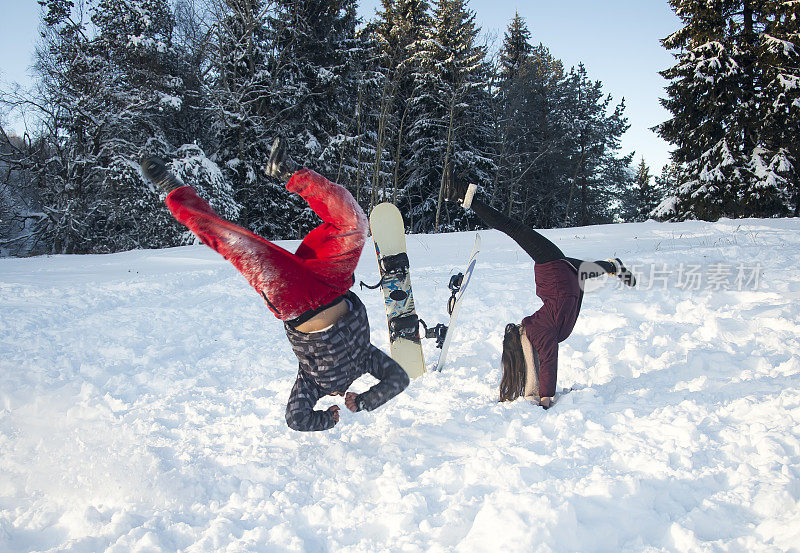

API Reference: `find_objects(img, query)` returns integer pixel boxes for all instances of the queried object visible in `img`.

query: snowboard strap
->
[360,252,412,292]
[420,319,448,349]
[389,313,421,342]
[381,252,409,275]
[447,272,463,316]
[359,279,382,290]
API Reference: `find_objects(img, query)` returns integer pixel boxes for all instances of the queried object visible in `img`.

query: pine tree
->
[267,0,363,168]
[758,0,800,215]
[656,0,793,220]
[369,0,433,208]
[561,64,631,226]
[91,0,231,252]
[208,0,296,237]
[334,24,390,206]
[488,13,632,229]
[208,0,367,239]
[404,0,494,231]
[498,12,532,82]
[491,16,577,229]
[634,158,661,221]
[260,0,366,234]
[29,0,235,253]
[513,43,569,228]
[490,14,533,220]
[652,162,683,219]
[31,0,105,253]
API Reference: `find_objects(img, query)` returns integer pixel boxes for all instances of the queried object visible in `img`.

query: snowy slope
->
[1,218,799,553]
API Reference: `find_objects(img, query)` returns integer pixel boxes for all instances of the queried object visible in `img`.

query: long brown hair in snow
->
[499,323,525,401]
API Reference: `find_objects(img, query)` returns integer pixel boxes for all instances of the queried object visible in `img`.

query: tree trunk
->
[580,173,588,226]
[435,91,458,231]
[371,74,394,210]
[563,143,586,226]
[392,101,409,205]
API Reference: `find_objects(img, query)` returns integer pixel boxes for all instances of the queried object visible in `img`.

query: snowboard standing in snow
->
[430,233,480,372]
[367,203,426,379]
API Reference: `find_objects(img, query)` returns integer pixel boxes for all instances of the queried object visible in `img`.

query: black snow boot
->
[140,156,184,194]
[265,136,297,181]
[443,164,468,204]
[442,164,479,208]
[608,258,637,287]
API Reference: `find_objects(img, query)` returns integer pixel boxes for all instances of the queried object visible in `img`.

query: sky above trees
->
[360,0,682,172]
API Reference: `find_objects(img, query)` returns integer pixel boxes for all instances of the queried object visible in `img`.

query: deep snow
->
[1,218,799,553]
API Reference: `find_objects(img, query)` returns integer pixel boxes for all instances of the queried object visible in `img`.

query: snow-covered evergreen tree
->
[560,64,632,226]
[30,0,235,253]
[657,9,757,220]
[651,161,683,219]
[257,0,366,235]
[404,0,493,231]
[332,25,389,206]
[656,0,795,220]
[207,0,297,237]
[488,13,633,228]
[511,43,571,228]
[490,13,535,220]
[757,0,800,215]
[91,0,225,251]
[369,0,433,209]
[267,0,363,170]
[634,158,659,221]
[498,12,532,83]
[169,143,241,229]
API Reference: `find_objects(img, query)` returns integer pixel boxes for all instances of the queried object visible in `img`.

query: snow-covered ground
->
[2,217,800,553]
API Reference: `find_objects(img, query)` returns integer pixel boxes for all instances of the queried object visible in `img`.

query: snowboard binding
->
[418,271,465,350]
[389,313,421,343]
[420,319,448,349]
[447,272,464,315]
[359,252,410,299]
[381,252,410,276]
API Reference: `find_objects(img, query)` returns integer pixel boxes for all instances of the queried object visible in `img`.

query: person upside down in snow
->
[140,138,409,431]
[444,168,636,409]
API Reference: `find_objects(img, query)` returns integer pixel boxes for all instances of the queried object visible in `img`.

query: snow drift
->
[1,218,799,552]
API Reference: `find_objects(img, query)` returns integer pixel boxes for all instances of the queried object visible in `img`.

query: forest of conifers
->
[1,0,797,256]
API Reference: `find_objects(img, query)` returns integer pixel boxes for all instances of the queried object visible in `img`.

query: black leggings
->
[470,198,615,277]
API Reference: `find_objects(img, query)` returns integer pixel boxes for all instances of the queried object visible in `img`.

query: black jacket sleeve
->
[355,345,410,411]
[285,370,336,431]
